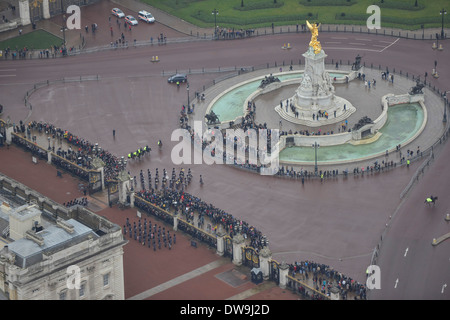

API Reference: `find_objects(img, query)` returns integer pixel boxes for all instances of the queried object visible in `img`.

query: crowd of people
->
[289,260,367,300]
[26,121,126,181]
[135,186,266,251]
[215,27,255,39]
[1,44,73,60]
[12,134,47,160]
[2,46,29,59]
[63,197,88,208]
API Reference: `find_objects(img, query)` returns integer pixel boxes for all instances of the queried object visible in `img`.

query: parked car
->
[125,15,138,26]
[138,10,155,23]
[168,74,187,83]
[111,8,125,18]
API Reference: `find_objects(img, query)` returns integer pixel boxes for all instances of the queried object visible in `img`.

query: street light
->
[212,9,219,39]
[440,8,447,39]
[444,91,448,123]
[187,81,190,108]
[312,142,320,174]
[61,0,66,48]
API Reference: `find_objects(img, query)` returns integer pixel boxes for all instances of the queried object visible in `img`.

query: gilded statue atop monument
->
[306,20,322,54]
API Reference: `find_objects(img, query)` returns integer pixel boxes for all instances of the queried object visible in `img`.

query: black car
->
[168,74,187,83]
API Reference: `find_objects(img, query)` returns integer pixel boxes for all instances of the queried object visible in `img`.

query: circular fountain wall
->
[203,67,428,169]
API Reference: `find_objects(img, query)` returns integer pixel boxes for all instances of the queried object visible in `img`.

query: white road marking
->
[0,69,16,78]
[394,278,399,288]
[322,37,400,53]
[442,284,447,294]
[404,247,409,257]
[322,46,382,53]
[380,38,400,52]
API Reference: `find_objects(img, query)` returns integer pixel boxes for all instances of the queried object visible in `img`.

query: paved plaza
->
[1,0,450,301]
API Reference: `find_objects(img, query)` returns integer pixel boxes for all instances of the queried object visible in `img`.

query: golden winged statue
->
[306,20,322,54]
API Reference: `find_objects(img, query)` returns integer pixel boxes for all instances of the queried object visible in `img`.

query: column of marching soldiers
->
[132,167,198,192]
[123,216,176,251]
[123,167,199,251]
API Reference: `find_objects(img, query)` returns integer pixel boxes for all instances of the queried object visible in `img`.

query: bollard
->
[445,213,450,221]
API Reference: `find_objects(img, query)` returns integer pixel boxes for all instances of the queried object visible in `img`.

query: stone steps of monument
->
[275,106,354,128]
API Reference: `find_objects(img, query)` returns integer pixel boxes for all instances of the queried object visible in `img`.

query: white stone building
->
[0,188,127,300]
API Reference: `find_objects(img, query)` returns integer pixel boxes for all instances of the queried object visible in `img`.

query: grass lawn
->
[142,0,449,30]
[0,29,63,50]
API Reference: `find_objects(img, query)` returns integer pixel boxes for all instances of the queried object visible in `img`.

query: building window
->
[103,273,109,287]
[59,290,67,300]
[79,283,86,298]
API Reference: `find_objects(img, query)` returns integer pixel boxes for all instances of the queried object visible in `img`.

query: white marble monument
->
[275,21,356,126]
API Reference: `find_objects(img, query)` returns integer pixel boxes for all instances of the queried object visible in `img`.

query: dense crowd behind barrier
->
[51,156,90,181]
[289,261,367,300]
[26,120,126,180]
[11,134,47,160]
[135,188,266,251]
[183,91,420,180]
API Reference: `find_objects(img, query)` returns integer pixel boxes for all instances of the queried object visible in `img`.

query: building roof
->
[7,218,99,268]
[10,204,41,221]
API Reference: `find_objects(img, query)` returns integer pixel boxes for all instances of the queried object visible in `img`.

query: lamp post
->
[212,9,219,39]
[440,8,447,39]
[312,142,320,174]
[444,91,448,123]
[61,0,66,48]
[187,81,190,108]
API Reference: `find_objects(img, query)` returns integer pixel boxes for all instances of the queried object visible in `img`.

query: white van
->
[138,10,155,23]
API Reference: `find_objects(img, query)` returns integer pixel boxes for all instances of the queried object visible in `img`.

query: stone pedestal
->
[43,0,50,19]
[278,261,289,289]
[330,286,340,300]
[259,247,272,280]
[4,118,13,145]
[276,46,356,126]
[92,158,105,191]
[215,231,226,256]
[129,192,135,208]
[117,171,131,205]
[293,47,335,112]
[19,0,31,26]
[173,216,178,231]
[232,234,245,266]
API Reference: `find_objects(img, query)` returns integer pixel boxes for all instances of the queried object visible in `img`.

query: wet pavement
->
[1,0,450,301]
